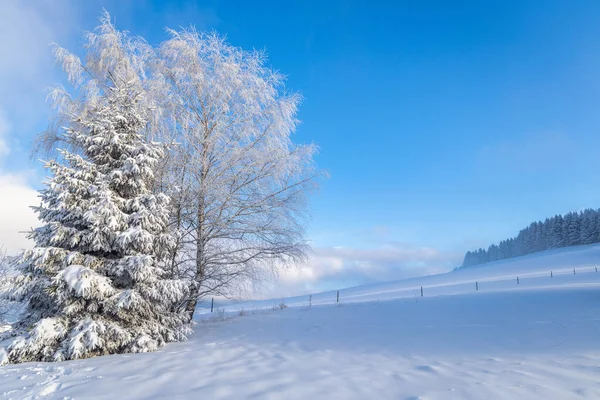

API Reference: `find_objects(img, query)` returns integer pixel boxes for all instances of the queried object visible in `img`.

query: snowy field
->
[2,244,600,399]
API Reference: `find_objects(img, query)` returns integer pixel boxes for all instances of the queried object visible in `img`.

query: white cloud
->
[0,171,39,255]
[0,0,74,92]
[0,1,75,254]
[0,110,38,254]
[260,243,461,298]
[0,0,76,161]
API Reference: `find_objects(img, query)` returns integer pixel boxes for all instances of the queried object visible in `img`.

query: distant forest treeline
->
[461,209,600,268]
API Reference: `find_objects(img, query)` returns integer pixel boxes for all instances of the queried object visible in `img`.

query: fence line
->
[205,265,600,315]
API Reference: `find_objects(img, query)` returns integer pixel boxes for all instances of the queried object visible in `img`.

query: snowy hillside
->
[2,244,600,399]
[198,243,600,314]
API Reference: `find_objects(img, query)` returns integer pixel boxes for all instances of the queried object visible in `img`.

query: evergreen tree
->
[554,215,565,248]
[460,209,600,268]
[580,210,594,244]
[488,244,499,261]
[462,251,474,267]
[1,14,188,364]
[565,212,581,246]
[532,222,544,252]
[591,211,600,243]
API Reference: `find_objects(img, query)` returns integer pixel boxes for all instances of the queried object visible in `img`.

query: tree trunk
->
[185,203,206,321]
[185,124,210,321]
[185,285,199,321]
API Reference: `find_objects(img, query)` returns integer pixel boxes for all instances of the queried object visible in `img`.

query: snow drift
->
[1,244,600,399]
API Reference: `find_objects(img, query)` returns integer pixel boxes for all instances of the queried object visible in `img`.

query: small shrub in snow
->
[202,308,228,323]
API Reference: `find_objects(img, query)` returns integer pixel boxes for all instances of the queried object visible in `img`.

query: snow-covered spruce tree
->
[1,13,189,365]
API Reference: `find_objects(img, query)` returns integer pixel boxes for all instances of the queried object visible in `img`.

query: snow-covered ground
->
[2,244,600,399]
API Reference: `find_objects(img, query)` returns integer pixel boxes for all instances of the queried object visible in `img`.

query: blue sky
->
[2,0,600,296]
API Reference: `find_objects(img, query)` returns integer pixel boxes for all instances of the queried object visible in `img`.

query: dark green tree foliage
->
[461,209,600,268]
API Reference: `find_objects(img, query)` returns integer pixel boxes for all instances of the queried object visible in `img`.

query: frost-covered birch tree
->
[0,13,189,365]
[154,30,321,318]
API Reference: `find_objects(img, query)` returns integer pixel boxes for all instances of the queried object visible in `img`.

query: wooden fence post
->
[336,291,339,303]
[551,271,553,278]
[420,286,423,297]
[309,294,312,308]
[476,281,478,291]
[211,297,214,313]
[573,268,576,275]
[517,276,519,285]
